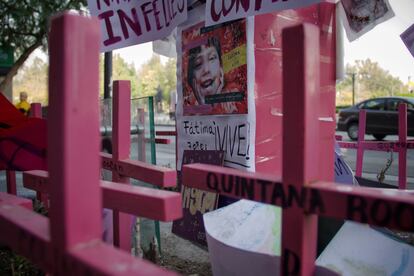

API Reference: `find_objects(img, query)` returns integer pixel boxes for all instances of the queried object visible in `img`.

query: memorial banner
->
[205,0,321,26]
[87,0,187,52]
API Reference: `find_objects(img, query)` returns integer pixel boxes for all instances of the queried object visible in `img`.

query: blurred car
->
[337,96,414,140]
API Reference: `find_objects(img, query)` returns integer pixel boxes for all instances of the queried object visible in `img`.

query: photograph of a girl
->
[182,20,248,116]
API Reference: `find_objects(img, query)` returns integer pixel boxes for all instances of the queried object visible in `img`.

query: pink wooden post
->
[398,103,407,189]
[30,103,42,117]
[138,108,146,162]
[31,102,49,207]
[112,80,133,250]
[6,171,17,195]
[282,23,320,275]
[355,109,367,177]
[47,11,103,251]
[182,23,414,275]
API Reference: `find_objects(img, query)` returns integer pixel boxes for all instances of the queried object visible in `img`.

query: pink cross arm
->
[101,180,182,221]
[23,170,182,221]
[101,153,177,187]
[183,163,414,232]
[0,202,50,271]
[0,191,33,209]
[309,182,414,231]
[0,201,177,275]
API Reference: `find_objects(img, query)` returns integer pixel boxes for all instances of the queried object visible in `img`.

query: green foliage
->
[13,57,48,104]
[113,54,139,97]
[0,1,87,90]
[137,55,177,108]
[0,0,86,57]
[336,59,409,106]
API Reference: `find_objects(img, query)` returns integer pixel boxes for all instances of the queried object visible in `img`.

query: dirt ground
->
[157,222,212,276]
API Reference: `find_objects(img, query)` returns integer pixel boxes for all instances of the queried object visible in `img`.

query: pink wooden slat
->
[338,141,414,151]
[355,109,367,177]
[101,181,182,221]
[0,202,51,271]
[6,170,17,195]
[29,103,48,206]
[101,153,177,187]
[0,202,177,275]
[112,80,133,250]
[398,103,407,189]
[155,131,176,136]
[48,12,102,249]
[182,164,414,232]
[30,103,42,118]
[281,23,320,275]
[0,192,32,209]
[148,138,172,144]
[23,171,182,221]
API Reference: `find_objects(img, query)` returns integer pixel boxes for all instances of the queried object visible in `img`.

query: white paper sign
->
[205,0,321,26]
[87,0,187,52]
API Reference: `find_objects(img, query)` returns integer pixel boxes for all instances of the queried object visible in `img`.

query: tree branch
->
[0,39,42,92]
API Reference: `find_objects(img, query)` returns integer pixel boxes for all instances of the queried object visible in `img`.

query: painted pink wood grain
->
[23,170,182,221]
[0,192,33,209]
[355,109,367,177]
[48,12,102,249]
[101,153,177,187]
[398,104,407,189]
[112,81,133,250]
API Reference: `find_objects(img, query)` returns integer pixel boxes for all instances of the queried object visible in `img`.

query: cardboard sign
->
[172,150,225,246]
[205,0,321,26]
[87,0,187,52]
[401,23,414,59]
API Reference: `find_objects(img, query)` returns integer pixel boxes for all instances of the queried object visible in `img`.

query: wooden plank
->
[281,23,320,276]
[23,171,182,221]
[0,192,32,209]
[182,163,414,232]
[48,12,102,249]
[101,153,177,187]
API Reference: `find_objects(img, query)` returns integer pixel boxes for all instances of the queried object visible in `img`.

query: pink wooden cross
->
[338,105,413,189]
[183,24,414,275]
[0,12,177,275]
[99,80,177,251]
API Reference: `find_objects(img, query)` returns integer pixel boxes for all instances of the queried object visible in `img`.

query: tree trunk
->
[0,40,42,92]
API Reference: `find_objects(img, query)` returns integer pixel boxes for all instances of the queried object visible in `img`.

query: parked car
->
[337,97,414,140]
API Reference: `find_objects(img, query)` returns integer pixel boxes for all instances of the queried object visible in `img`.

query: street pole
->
[104,51,112,99]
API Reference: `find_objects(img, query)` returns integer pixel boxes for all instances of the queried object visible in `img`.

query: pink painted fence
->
[0,12,181,275]
[337,107,414,189]
[183,23,414,275]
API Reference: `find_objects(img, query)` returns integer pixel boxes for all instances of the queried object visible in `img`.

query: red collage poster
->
[181,19,248,116]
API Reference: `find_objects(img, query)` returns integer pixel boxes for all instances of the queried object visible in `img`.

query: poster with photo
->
[181,19,248,116]
[340,0,394,41]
